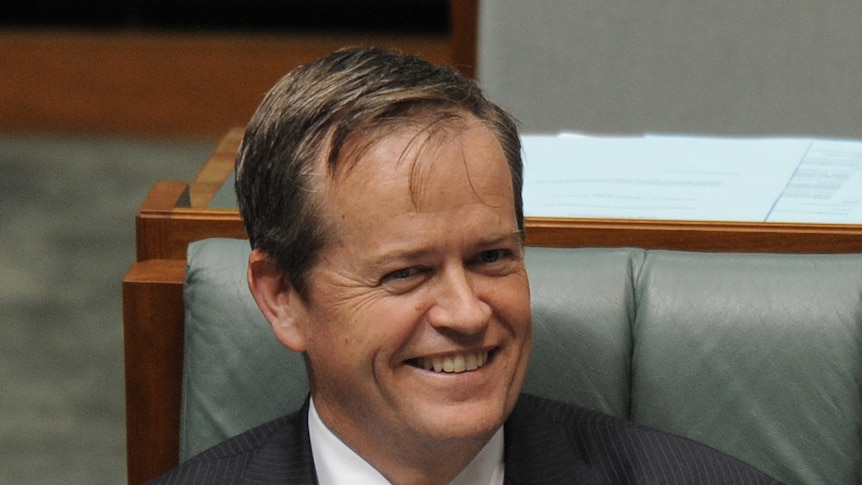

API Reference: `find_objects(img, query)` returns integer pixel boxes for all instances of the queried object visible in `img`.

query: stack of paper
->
[521,134,862,224]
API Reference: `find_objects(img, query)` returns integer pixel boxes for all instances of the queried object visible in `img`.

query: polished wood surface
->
[1,30,451,137]
[188,127,245,207]
[525,217,862,253]
[449,0,479,78]
[135,180,245,261]
[122,259,186,484]
[3,1,479,137]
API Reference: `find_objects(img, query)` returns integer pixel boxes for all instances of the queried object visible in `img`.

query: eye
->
[383,267,419,281]
[477,249,506,264]
[379,266,431,293]
[470,247,522,277]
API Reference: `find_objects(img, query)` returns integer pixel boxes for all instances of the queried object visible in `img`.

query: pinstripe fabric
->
[149,400,318,484]
[149,395,782,484]
[503,395,782,484]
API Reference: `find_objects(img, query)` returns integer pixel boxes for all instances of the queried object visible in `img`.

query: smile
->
[413,351,490,374]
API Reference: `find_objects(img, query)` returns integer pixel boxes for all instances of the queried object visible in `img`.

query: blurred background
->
[0,1,456,482]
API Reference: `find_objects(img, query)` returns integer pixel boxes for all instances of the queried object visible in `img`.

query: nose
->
[426,266,492,335]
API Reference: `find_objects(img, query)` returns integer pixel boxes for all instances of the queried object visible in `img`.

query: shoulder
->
[146,409,314,484]
[506,394,783,484]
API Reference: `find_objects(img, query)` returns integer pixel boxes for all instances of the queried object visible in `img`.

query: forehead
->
[326,115,509,201]
[313,116,514,245]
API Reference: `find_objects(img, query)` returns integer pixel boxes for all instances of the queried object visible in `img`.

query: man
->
[151,48,781,484]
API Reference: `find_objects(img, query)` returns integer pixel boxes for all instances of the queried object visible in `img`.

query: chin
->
[411,398,510,442]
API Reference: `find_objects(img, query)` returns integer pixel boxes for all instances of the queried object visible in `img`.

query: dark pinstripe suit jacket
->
[150,394,783,484]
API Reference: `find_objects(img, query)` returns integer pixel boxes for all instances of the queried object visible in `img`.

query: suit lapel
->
[503,395,596,484]
[241,399,319,484]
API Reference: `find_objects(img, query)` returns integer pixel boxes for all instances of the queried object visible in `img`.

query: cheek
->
[361,298,429,347]
[313,297,425,362]
[490,276,532,328]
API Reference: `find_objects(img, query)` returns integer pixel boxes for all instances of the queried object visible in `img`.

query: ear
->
[247,248,309,353]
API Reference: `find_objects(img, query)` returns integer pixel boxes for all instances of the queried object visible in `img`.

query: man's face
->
[290,117,532,458]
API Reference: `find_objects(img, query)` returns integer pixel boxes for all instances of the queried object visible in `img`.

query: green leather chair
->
[180,238,862,485]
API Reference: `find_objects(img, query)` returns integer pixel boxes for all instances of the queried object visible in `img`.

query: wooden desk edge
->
[524,217,862,253]
[189,127,244,208]
[137,176,862,258]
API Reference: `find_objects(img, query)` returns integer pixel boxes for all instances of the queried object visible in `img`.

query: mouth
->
[410,350,491,374]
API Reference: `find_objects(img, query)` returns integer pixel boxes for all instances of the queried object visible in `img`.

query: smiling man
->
[254,116,532,484]
[150,48,782,484]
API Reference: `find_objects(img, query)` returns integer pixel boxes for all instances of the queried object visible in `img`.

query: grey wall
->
[477,0,862,138]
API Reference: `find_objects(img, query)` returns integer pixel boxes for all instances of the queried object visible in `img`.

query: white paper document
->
[521,134,862,223]
[766,140,862,223]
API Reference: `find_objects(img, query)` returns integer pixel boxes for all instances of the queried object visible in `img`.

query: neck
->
[314,403,497,485]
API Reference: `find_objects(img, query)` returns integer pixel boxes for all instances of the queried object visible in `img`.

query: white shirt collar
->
[308,398,504,485]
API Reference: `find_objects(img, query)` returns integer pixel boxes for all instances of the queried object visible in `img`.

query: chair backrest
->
[477,0,862,139]
[182,237,862,485]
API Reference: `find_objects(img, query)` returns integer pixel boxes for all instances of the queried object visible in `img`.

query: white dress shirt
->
[308,399,504,485]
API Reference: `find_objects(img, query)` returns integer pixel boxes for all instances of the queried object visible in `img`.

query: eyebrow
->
[371,247,436,269]
[478,230,525,250]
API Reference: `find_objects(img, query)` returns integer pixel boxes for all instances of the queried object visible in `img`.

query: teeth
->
[417,351,489,374]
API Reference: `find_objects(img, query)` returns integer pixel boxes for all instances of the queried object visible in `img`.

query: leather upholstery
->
[181,238,862,485]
